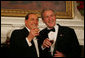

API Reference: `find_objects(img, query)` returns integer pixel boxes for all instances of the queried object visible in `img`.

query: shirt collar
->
[47,24,58,31]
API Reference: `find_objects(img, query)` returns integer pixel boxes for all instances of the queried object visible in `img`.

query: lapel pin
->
[60,34,63,37]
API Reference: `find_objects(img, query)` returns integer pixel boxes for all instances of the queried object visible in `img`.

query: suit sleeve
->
[26,37,32,46]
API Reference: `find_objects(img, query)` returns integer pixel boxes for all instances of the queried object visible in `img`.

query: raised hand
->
[42,38,52,48]
[27,25,39,42]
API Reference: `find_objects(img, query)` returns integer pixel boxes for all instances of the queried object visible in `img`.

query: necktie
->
[47,27,55,32]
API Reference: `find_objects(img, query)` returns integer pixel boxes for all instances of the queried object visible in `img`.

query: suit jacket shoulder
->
[58,24,74,31]
[10,27,29,48]
[12,27,29,37]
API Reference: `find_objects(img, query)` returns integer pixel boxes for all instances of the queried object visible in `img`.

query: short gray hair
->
[41,8,56,20]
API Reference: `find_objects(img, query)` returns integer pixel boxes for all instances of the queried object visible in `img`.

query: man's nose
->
[49,16,52,21]
[34,21,38,25]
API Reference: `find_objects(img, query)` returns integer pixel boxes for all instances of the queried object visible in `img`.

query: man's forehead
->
[29,14,37,17]
[43,10,54,15]
[28,14,38,19]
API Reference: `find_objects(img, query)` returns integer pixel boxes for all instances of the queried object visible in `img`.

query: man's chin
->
[48,25,54,28]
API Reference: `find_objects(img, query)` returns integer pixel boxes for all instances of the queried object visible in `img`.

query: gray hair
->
[41,8,56,20]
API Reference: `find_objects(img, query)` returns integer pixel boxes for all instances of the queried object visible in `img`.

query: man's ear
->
[25,20,27,24]
[42,19,45,23]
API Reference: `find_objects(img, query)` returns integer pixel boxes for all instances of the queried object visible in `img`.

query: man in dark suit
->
[38,9,81,57]
[10,13,40,57]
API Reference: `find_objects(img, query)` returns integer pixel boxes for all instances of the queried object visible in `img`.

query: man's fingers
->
[54,50,65,57]
[42,38,52,48]
[54,53,62,57]
[56,50,60,54]
[33,29,40,34]
[35,33,39,36]
[46,41,51,46]
[54,54,58,57]
[43,43,49,48]
[30,28,39,36]
[44,39,52,46]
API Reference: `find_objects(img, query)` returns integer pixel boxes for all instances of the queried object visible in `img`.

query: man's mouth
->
[48,21,54,23]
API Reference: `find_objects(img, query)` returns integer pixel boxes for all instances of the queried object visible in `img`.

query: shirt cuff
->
[41,45,46,50]
[26,37,32,46]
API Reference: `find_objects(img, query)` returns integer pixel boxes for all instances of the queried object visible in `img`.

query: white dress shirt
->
[42,25,59,56]
[25,27,39,57]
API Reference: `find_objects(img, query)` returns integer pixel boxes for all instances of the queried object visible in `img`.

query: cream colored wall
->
[1,2,84,45]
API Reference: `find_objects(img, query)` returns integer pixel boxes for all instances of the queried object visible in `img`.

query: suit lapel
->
[24,27,38,56]
[53,25,63,55]
[22,27,29,37]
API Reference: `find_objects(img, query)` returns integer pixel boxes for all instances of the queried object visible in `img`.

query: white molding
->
[1,18,84,45]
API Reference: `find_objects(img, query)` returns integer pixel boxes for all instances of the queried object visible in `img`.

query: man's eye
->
[31,18,34,20]
[44,16,48,19]
[51,15,54,17]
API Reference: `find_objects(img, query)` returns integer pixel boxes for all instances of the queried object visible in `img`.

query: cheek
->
[36,23,38,26]
[27,21,32,26]
[54,18,56,21]
[44,20,49,24]
[29,21,33,24]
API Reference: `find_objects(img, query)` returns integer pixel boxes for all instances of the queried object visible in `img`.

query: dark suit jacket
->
[9,27,41,57]
[38,24,81,57]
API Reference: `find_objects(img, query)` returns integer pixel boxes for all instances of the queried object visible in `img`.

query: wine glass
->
[48,32,55,54]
